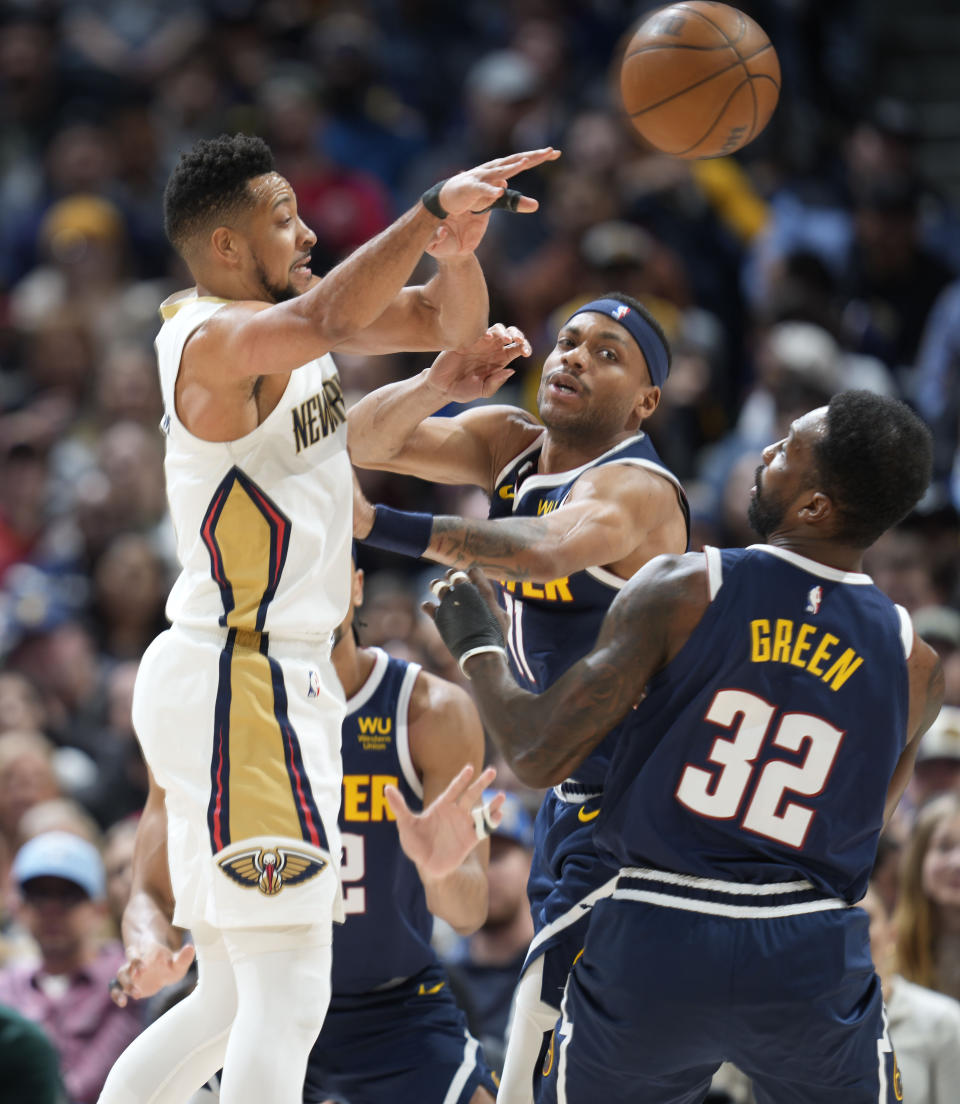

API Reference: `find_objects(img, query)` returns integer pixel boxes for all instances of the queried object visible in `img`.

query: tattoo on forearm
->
[432,518,548,580]
[477,660,638,783]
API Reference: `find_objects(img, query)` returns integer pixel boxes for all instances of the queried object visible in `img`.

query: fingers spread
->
[384,783,411,820]
[441,762,476,805]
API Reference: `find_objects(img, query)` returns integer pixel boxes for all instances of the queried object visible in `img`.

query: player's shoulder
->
[407,667,484,772]
[456,404,543,452]
[408,666,478,723]
[619,550,709,616]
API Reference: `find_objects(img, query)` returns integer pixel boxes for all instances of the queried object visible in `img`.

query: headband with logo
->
[563,298,670,389]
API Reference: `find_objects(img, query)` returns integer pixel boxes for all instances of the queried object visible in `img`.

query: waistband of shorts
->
[613,866,850,919]
[170,621,333,660]
[553,780,604,804]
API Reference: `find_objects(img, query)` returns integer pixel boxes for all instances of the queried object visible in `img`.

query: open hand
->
[385,764,505,880]
[109,939,195,1007]
[425,324,531,404]
[426,147,561,257]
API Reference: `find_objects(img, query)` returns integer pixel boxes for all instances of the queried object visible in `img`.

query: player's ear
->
[210,225,243,267]
[798,490,833,527]
[631,385,660,426]
[352,568,365,608]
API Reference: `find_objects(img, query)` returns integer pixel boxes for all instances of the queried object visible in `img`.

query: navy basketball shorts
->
[539,884,901,1104]
[303,963,499,1104]
[524,789,620,1011]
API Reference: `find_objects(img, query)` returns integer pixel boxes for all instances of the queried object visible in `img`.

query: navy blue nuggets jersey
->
[489,430,688,785]
[597,544,913,902]
[333,649,434,992]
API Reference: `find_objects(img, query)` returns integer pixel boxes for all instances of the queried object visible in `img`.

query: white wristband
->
[471,801,501,841]
[458,645,508,678]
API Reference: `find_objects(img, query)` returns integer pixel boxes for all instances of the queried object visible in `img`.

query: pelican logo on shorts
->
[805,585,823,615]
[307,670,321,698]
[893,1053,903,1101]
[218,845,327,896]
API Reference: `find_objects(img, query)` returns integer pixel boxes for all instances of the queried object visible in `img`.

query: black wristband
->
[421,180,449,219]
[434,579,506,668]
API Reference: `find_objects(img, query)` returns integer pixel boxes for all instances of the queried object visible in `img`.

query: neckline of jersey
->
[511,431,648,497]
[748,543,874,585]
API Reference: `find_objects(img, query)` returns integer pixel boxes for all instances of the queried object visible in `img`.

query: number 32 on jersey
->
[676,688,845,848]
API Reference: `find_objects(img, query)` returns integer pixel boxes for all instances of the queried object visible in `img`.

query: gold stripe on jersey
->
[215,480,276,630]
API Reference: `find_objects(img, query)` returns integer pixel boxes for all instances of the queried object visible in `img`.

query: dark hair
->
[814,391,933,547]
[601,290,672,375]
[163,134,275,253]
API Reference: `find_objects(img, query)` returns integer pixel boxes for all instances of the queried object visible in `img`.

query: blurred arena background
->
[1,2,960,1101]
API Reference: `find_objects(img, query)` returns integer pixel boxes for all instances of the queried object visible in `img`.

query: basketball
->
[619,2,780,159]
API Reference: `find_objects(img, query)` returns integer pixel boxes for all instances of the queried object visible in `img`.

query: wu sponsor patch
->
[218,845,326,896]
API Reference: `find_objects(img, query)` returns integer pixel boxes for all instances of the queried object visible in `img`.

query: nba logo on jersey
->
[805,585,824,614]
[613,304,630,320]
[307,670,321,697]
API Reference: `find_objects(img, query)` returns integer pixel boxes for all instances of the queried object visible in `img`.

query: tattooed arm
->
[430,556,710,787]
[355,460,687,583]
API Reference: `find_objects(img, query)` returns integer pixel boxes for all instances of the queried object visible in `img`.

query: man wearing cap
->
[0,831,140,1103]
[349,291,689,1102]
[911,705,960,810]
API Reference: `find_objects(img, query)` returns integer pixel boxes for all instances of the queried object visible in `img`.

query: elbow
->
[510,750,565,790]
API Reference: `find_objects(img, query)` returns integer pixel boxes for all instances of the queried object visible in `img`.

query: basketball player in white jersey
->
[97,133,558,1104]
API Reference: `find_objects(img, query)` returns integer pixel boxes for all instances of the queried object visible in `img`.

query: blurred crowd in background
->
[1,0,960,1101]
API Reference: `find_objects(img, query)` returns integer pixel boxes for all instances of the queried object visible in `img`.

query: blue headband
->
[563,298,669,389]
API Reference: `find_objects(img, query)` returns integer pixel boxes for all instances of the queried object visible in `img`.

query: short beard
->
[251,253,298,304]
[746,465,786,540]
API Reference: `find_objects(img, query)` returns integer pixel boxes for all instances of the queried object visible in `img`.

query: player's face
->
[922,811,960,911]
[747,407,827,539]
[537,313,657,439]
[243,173,317,304]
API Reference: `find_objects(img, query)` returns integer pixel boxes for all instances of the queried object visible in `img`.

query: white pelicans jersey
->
[155,290,352,642]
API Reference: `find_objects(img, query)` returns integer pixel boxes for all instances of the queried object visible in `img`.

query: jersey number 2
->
[340,832,366,914]
[675,688,844,848]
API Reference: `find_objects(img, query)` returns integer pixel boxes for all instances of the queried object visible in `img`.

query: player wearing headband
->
[349,293,689,1102]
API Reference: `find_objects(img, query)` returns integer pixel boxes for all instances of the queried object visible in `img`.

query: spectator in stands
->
[0,1001,67,1104]
[864,884,960,1104]
[909,707,960,811]
[895,794,960,1003]
[0,831,140,1103]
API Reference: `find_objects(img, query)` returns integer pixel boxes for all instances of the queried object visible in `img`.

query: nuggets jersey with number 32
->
[597,544,912,900]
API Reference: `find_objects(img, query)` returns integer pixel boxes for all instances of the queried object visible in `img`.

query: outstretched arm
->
[188,147,560,381]
[110,770,194,1006]
[426,557,709,787]
[348,324,533,487]
[357,461,687,583]
[384,671,500,935]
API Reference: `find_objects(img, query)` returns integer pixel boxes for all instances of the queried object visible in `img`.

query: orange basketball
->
[619,1,780,159]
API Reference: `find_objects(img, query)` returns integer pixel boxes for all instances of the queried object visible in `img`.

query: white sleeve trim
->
[704,545,723,600]
[895,604,915,658]
[396,662,424,800]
